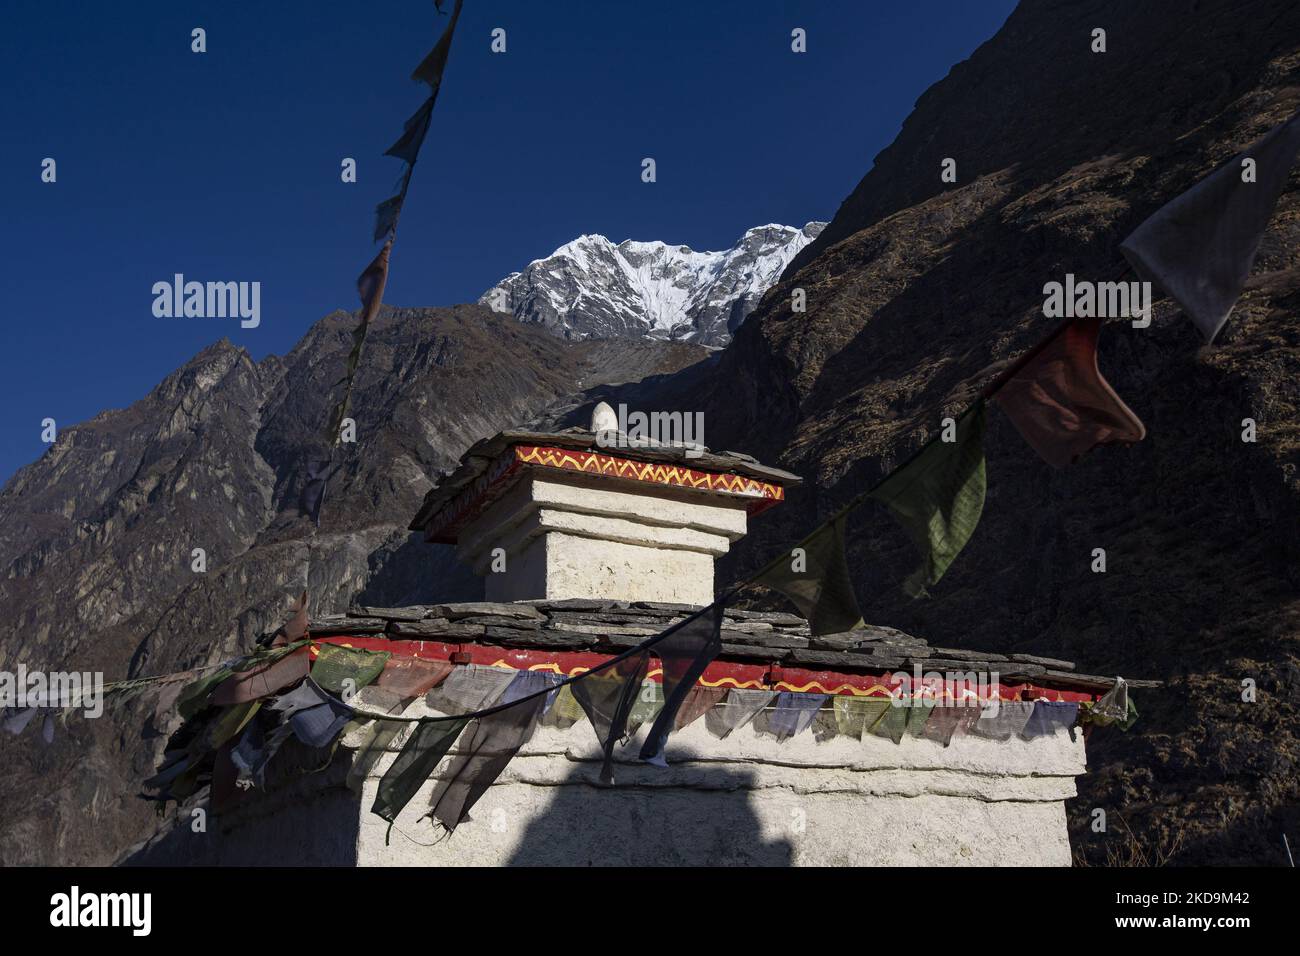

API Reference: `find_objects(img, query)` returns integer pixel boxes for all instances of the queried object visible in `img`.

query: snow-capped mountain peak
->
[480,221,825,346]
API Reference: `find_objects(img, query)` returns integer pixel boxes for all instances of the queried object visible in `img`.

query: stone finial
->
[591,400,618,435]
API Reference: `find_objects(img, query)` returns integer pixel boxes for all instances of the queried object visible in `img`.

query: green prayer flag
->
[311,645,391,696]
[905,700,936,736]
[176,642,307,720]
[176,668,234,721]
[871,702,911,744]
[371,718,469,827]
[751,512,864,635]
[206,700,262,751]
[627,681,664,731]
[833,697,890,738]
[869,401,987,596]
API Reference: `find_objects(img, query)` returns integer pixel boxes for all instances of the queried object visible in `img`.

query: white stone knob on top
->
[591,400,618,436]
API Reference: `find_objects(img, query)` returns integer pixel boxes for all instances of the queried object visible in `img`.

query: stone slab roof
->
[409,427,803,531]
[310,600,1157,694]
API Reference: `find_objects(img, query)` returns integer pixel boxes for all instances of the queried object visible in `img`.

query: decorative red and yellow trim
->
[312,636,1096,703]
[424,443,786,542]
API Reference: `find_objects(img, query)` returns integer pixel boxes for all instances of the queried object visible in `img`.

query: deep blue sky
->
[0,0,1016,482]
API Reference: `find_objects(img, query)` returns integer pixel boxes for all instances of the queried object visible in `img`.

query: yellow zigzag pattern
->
[516,445,782,501]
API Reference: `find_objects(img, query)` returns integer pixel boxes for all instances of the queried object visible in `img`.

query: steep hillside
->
[0,305,704,865]
[620,0,1300,865]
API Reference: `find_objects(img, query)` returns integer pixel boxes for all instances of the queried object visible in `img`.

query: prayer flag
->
[869,401,987,596]
[372,717,469,829]
[833,696,890,738]
[673,686,727,731]
[310,644,390,696]
[751,513,863,635]
[428,670,551,832]
[425,664,516,715]
[992,320,1145,467]
[376,657,454,699]
[1121,111,1300,342]
[639,604,725,766]
[210,646,309,706]
[384,98,435,165]
[760,692,827,741]
[704,689,775,738]
[971,701,1035,740]
[411,0,465,90]
[571,651,651,785]
[1020,701,1080,739]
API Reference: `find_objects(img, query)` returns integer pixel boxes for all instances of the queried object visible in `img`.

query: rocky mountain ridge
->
[0,305,705,865]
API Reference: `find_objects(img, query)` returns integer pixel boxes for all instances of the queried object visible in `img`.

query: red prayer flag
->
[992,319,1145,467]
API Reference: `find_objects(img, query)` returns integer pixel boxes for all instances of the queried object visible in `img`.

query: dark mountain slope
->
[0,305,704,865]
[608,0,1300,864]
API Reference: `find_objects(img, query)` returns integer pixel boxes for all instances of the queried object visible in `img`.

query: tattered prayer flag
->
[310,644,391,696]
[346,691,416,791]
[922,705,982,747]
[373,187,407,243]
[869,401,987,596]
[1091,677,1129,723]
[970,701,1035,740]
[428,670,552,832]
[411,0,465,90]
[230,718,270,788]
[269,679,328,717]
[704,688,775,738]
[639,604,725,766]
[176,667,236,721]
[372,717,469,829]
[627,681,664,734]
[1084,678,1139,731]
[674,686,727,731]
[751,513,864,635]
[1121,111,1300,343]
[992,320,1146,467]
[905,700,937,736]
[425,664,516,715]
[357,240,392,322]
[263,679,352,749]
[384,98,435,165]
[871,702,912,744]
[760,692,827,741]
[834,696,890,738]
[289,692,353,749]
[545,683,588,728]
[376,657,454,699]
[571,651,651,785]
[1020,701,1080,740]
[205,700,263,751]
[210,647,309,707]
[177,643,304,719]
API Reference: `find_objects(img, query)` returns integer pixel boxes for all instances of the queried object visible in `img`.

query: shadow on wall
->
[504,763,794,867]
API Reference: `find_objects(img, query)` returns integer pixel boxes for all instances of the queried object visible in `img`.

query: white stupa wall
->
[456,472,754,605]
[134,703,1087,867]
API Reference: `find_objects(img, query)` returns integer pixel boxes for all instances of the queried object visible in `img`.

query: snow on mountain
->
[480,222,826,346]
